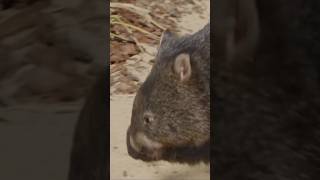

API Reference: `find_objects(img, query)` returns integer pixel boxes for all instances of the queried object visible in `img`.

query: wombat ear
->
[173,53,192,82]
[159,30,175,46]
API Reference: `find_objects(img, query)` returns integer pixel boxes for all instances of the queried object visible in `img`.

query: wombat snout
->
[126,127,163,161]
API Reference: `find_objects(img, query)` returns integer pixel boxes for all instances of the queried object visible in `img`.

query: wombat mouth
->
[128,142,210,164]
[127,132,210,164]
[126,130,163,162]
[126,126,210,164]
[162,143,210,164]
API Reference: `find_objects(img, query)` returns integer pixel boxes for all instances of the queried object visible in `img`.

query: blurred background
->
[110,0,210,180]
[0,0,106,180]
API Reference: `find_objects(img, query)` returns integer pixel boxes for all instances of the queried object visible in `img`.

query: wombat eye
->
[143,116,151,124]
[143,114,154,125]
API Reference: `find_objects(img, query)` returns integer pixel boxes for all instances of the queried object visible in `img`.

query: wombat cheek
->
[135,132,163,150]
[129,132,163,154]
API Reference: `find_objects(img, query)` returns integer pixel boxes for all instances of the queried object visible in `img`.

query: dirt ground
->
[110,0,210,179]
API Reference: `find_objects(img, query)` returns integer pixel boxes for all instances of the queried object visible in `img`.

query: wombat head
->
[127,24,210,164]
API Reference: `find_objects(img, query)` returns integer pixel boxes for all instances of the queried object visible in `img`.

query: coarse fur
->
[127,23,210,164]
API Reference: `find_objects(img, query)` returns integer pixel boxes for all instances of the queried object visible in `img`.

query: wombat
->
[126,23,210,164]
[68,70,108,180]
[213,0,320,179]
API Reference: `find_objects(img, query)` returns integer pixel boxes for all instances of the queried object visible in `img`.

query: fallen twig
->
[112,21,159,40]
[110,2,166,30]
[121,22,146,53]
[110,32,134,42]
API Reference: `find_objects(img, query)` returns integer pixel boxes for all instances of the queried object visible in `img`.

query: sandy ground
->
[110,96,210,180]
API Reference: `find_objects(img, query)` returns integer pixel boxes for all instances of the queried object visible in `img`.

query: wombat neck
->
[190,47,210,95]
[192,55,210,98]
[191,24,210,94]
